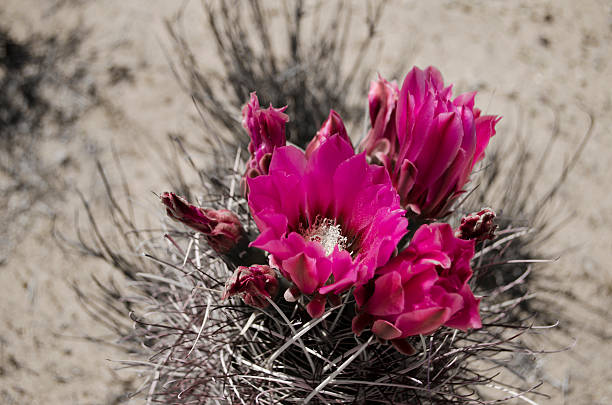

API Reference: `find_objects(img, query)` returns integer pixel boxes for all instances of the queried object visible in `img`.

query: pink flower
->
[222,265,279,308]
[353,223,481,343]
[161,192,245,254]
[305,110,351,158]
[247,135,408,317]
[456,208,497,241]
[242,92,289,180]
[361,67,501,218]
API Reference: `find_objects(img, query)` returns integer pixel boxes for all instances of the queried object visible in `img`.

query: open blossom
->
[161,192,245,254]
[353,223,481,344]
[247,134,408,317]
[305,110,351,158]
[456,208,497,241]
[243,92,289,180]
[222,265,279,308]
[361,66,501,218]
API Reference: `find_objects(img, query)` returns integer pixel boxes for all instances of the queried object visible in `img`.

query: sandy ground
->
[1,1,611,404]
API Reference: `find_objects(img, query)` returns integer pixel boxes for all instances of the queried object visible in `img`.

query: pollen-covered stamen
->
[302,217,348,256]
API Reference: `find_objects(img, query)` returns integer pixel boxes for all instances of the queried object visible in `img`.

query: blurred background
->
[1,0,610,404]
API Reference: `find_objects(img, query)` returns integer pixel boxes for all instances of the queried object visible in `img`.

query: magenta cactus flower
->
[456,208,497,241]
[305,110,351,158]
[247,135,408,317]
[242,92,289,180]
[161,192,245,255]
[222,265,279,308]
[360,66,501,219]
[353,223,481,345]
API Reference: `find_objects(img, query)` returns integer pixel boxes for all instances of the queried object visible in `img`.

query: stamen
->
[302,217,348,256]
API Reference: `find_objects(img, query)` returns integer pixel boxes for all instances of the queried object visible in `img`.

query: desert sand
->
[1,1,611,404]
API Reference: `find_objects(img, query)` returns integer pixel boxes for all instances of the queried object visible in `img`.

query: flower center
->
[302,217,348,256]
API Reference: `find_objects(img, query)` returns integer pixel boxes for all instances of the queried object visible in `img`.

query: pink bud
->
[359,75,399,166]
[456,208,497,241]
[222,265,279,308]
[305,110,351,158]
[242,92,289,179]
[161,192,245,254]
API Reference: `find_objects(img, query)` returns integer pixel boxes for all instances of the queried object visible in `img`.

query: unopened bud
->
[456,208,497,241]
[305,110,351,158]
[222,265,279,308]
[161,192,245,254]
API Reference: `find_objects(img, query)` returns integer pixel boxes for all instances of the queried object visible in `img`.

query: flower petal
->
[364,272,404,316]
[306,294,327,318]
[282,252,321,295]
[473,115,501,167]
[390,338,416,355]
[318,250,357,295]
[305,134,354,222]
[444,284,482,330]
[395,307,451,337]
[413,112,462,188]
[372,319,403,340]
[352,312,374,336]
[269,145,307,177]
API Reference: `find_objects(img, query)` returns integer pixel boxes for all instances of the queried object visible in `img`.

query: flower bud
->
[161,192,245,254]
[222,265,279,308]
[456,208,497,241]
[305,110,351,158]
[359,75,399,167]
[242,92,289,180]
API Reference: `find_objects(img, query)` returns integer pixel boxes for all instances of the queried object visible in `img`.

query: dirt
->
[0,1,610,404]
